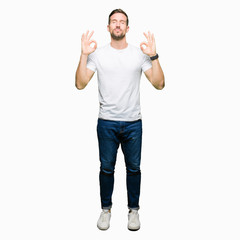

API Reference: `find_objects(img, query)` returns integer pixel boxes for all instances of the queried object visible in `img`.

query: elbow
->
[155,79,165,90]
[75,76,86,90]
[75,83,85,90]
[155,86,164,90]
[151,74,165,90]
[158,83,165,90]
[76,86,84,90]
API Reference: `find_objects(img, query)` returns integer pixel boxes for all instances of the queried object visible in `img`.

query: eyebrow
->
[111,19,126,22]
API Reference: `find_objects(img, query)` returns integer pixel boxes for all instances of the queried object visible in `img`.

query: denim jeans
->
[97,118,142,210]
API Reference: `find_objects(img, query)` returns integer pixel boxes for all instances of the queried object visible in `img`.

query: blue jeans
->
[97,118,142,210]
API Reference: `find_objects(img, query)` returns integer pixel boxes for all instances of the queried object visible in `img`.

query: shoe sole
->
[97,225,110,231]
[128,227,140,231]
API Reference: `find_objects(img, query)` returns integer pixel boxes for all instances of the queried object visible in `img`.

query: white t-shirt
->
[86,43,152,121]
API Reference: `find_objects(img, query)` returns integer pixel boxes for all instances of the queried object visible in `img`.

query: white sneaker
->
[128,209,140,231]
[97,209,111,230]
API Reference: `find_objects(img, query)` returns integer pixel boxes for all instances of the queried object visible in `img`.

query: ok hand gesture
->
[140,31,156,57]
[81,30,97,56]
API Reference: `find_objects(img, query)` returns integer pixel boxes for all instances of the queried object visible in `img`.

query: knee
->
[127,168,141,176]
[100,158,116,176]
[100,168,115,176]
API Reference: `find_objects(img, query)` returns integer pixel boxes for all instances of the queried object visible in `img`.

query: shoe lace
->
[129,210,138,221]
[101,211,109,222]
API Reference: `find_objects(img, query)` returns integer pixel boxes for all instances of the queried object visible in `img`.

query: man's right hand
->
[81,30,97,56]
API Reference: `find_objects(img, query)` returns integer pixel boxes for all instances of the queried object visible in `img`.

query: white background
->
[0,0,239,239]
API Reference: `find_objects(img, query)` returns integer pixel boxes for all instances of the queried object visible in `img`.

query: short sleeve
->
[86,52,97,72]
[141,54,152,72]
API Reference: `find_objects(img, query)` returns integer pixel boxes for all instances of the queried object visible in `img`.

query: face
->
[107,13,129,40]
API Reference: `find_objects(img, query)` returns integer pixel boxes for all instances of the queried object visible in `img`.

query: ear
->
[107,25,110,32]
[126,26,130,33]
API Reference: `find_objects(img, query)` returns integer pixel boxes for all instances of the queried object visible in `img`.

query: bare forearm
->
[151,59,165,90]
[75,54,89,89]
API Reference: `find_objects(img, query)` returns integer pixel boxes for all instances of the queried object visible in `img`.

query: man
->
[75,9,165,231]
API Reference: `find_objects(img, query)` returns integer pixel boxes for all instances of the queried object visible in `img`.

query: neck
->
[110,38,128,50]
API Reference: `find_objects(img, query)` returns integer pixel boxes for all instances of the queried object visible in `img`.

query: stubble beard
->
[110,29,126,41]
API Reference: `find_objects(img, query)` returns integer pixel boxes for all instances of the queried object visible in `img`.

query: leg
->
[121,120,142,210]
[97,119,120,209]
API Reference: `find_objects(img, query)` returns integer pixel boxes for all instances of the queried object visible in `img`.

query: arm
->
[75,54,95,90]
[140,31,165,90]
[144,59,165,90]
[75,30,97,90]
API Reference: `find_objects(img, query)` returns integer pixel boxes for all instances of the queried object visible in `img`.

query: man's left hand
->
[140,31,157,57]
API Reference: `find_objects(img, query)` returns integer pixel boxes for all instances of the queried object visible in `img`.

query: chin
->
[111,32,125,40]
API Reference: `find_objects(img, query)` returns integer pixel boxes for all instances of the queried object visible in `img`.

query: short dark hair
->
[108,9,129,26]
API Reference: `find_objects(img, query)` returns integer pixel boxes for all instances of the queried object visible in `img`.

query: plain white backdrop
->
[0,0,239,239]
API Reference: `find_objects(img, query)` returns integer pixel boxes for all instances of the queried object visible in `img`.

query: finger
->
[143,32,149,41]
[85,30,89,39]
[152,33,155,41]
[87,30,94,41]
[140,41,148,46]
[148,31,152,42]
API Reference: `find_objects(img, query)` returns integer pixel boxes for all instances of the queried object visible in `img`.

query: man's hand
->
[140,31,156,57]
[81,30,97,56]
